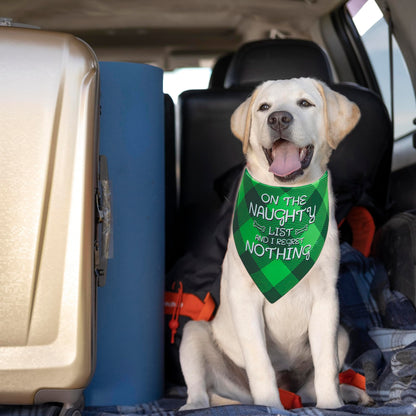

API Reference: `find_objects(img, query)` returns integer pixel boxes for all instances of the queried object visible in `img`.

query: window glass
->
[163,67,212,104]
[347,0,416,140]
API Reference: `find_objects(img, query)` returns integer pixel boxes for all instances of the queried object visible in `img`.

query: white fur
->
[179,78,371,410]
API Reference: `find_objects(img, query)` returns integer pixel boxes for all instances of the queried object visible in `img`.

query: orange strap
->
[339,369,366,391]
[279,370,365,410]
[167,282,183,344]
[344,206,376,257]
[279,389,302,409]
[165,283,216,343]
[165,291,216,321]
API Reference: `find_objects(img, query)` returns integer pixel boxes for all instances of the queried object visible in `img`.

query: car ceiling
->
[1,0,345,69]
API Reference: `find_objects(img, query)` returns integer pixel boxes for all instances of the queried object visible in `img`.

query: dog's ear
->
[231,88,259,154]
[313,80,361,149]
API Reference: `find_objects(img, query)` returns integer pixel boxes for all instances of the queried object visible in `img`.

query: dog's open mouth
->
[263,139,314,182]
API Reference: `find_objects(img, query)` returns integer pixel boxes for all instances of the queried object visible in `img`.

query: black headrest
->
[224,39,333,88]
[209,53,234,89]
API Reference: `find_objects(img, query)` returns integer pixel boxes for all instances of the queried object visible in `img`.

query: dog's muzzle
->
[263,112,314,182]
[263,139,314,182]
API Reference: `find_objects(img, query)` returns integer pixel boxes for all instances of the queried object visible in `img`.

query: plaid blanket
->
[82,243,416,416]
[338,242,416,406]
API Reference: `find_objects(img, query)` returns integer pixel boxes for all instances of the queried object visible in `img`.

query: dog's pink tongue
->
[269,140,301,177]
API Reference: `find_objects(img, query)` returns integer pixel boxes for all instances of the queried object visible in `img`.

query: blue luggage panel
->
[85,62,165,406]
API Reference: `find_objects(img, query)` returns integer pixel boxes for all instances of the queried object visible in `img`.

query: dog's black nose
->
[267,111,293,130]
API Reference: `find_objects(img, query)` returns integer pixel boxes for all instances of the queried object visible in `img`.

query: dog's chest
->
[263,280,313,347]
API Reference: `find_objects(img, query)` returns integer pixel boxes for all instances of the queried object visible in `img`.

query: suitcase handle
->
[95,155,113,287]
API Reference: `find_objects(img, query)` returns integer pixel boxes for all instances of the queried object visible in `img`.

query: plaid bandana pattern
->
[233,169,329,303]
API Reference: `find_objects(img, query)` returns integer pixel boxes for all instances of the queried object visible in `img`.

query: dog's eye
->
[258,103,271,112]
[298,99,314,108]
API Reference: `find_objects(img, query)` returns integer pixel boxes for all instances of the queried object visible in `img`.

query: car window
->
[347,0,416,141]
[163,67,212,103]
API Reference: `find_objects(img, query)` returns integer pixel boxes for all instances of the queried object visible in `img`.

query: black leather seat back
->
[180,89,247,209]
[178,89,248,250]
[329,83,393,221]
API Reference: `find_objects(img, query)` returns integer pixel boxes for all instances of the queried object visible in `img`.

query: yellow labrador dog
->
[179,78,371,410]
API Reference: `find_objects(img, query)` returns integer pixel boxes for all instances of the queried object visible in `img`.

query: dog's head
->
[231,78,361,185]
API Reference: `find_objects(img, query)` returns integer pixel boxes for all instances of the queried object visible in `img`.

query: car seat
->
[223,39,392,219]
[178,39,348,255]
[179,39,392,231]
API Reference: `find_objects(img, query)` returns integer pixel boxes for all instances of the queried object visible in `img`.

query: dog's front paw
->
[357,391,375,406]
[261,398,284,410]
[254,393,284,410]
[316,395,344,409]
[179,401,209,412]
[340,384,375,406]
[250,383,284,409]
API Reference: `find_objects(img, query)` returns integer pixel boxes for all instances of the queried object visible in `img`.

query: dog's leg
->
[297,325,346,405]
[298,325,374,406]
[231,302,282,408]
[337,327,375,406]
[179,321,212,410]
[308,285,344,409]
[180,320,253,410]
[224,266,283,409]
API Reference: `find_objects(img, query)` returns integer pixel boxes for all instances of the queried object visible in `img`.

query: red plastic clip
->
[168,281,183,344]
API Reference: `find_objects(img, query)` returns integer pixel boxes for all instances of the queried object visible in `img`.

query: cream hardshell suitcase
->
[0,26,103,414]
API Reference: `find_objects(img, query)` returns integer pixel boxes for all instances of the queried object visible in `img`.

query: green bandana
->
[233,169,329,303]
